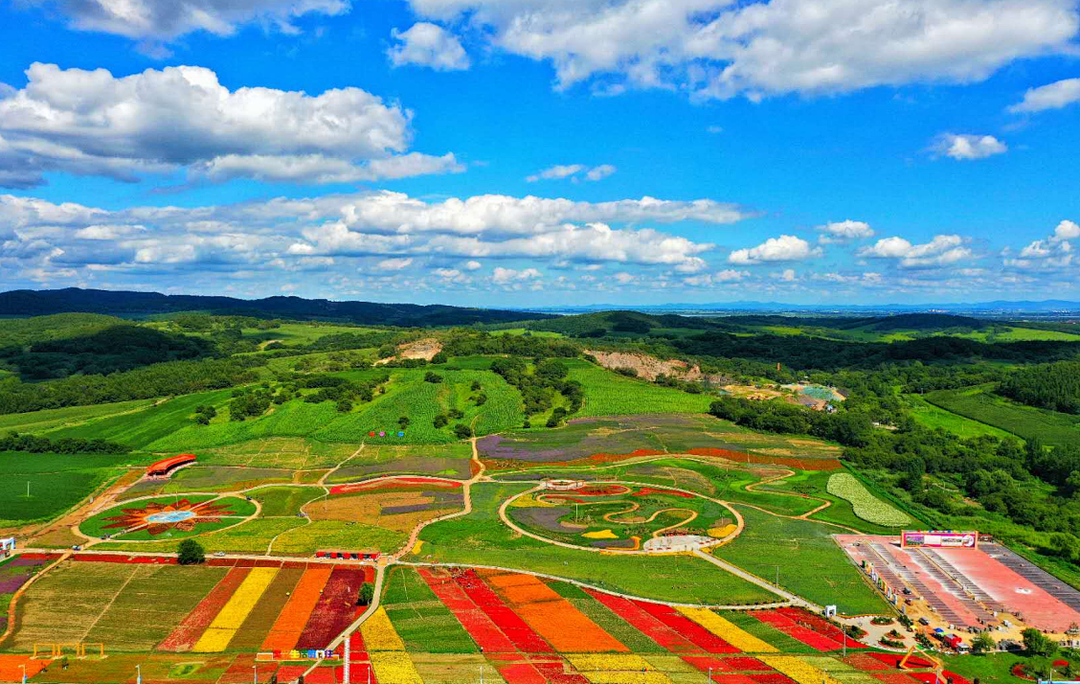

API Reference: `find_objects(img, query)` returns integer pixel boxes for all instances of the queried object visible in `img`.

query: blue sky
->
[1,0,1079,307]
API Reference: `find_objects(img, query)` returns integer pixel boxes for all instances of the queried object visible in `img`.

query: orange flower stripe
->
[487,572,626,653]
[261,567,333,652]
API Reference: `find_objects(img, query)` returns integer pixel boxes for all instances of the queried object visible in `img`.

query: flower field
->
[825,474,911,527]
[751,608,866,652]
[3,559,965,684]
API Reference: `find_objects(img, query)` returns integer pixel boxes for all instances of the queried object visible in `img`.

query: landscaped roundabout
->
[78,495,258,541]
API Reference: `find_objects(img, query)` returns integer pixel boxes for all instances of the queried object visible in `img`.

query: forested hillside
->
[999,361,1080,414]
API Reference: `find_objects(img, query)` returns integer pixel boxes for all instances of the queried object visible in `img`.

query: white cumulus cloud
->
[1008,78,1080,114]
[728,235,822,265]
[403,0,1078,100]
[932,133,1008,161]
[817,220,874,244]
[1005,220,1079,270]
[16,0,349,41]
[388,22,471,71]
[0,63,459,188]
[859,234,972,268]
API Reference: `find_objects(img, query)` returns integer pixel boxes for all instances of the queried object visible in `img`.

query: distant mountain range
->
[532,300,1080,317]
[0,288,552,326]
[3,288,1080,323]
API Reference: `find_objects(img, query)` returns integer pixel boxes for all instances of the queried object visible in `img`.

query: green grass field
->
[0,399,158,435]
[409,482,778,605]
[925,385,1080,448]
[566,360,716,416]
[904,393,1017,440]
[712,506,892,615]
[48,389,234,449]
[0,452,138,525]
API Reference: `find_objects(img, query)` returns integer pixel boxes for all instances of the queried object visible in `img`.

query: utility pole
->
[253,664,258,684]
[775,565,780,587]
[136,665,141,684]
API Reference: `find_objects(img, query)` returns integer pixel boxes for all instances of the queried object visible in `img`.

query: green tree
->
[177,539,205,565]
[424,371,443,384]
[357,582,375,606]
[971,632,996,654]
[453,423,473,440]
[1022,628,1058,657]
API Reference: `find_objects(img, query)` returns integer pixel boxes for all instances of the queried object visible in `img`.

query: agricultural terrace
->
[506,483,736,551]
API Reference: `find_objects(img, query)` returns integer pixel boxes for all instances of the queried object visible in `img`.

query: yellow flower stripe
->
[369,651,423,684]
[193,567,278,653]
[567,654,653,672]
[760,656,844,684]
[567,654,672,684]
[361,607,406,651]
[675,607,778,653]
[585,673,671,684]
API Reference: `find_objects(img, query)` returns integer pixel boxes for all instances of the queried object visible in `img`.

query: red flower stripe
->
[419,568,517,653]
[631,599,739,653]
[868,653,932,669]
[531,660,591,684]
[297,567,368,650]
[158,567,250,652]
[749,610,855,652]
[583,589,698,653]
[453,570,553,653]
[683,657,772,673]
[498,662,548,684]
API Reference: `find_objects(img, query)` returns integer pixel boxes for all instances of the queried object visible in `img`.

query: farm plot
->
[120,466,295,499]
[0,451,136,525]
[478,414,841,471]
[327,444,474,482]
[48,390,234,449]
[196,437,356,470]
[566,359,716,416]
[0,399,157,435]
[3,560,228,652]
[409,482,776,605]
[508,483,733,550]
[924,386,1080,449]
[712,507,891,616]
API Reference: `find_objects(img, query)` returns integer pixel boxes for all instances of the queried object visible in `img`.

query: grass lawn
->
[925,385,1080,448]
[250,485,325,516]
[409,482,778,606]
[712,506,892,616]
